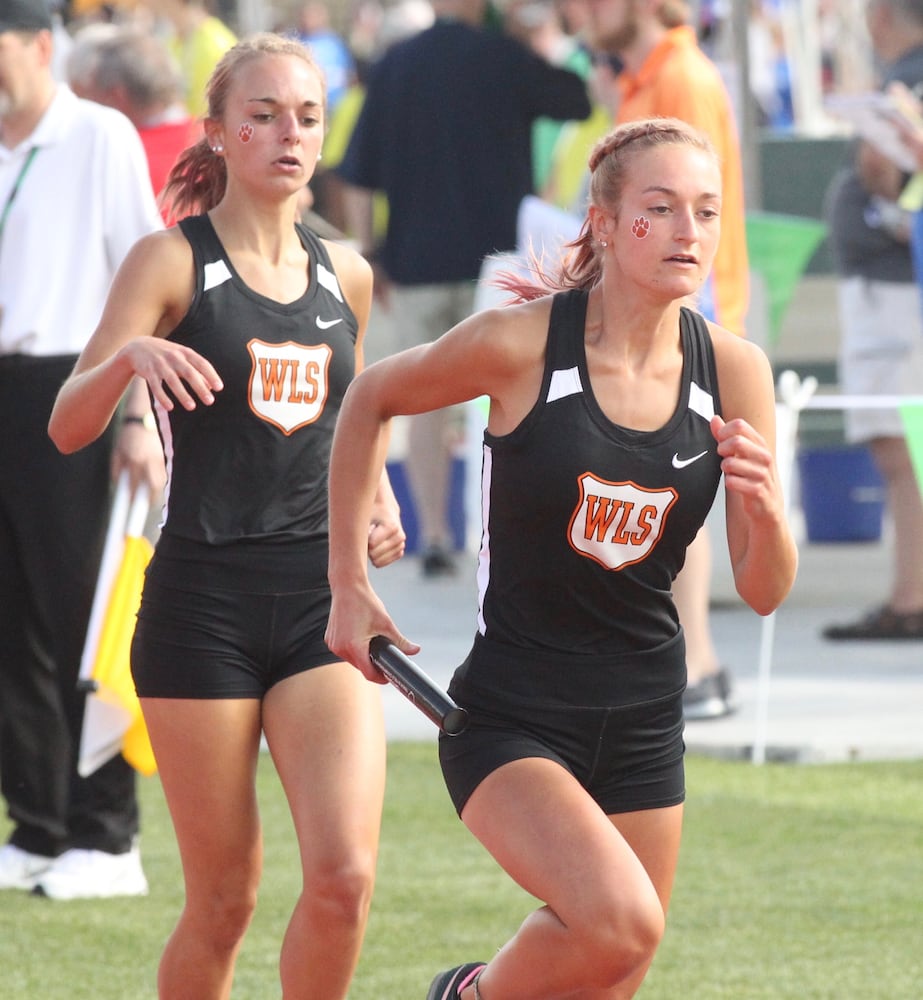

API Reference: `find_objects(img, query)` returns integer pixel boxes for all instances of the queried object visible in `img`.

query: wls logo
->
[247,340,332,435]
[567,473,678,570]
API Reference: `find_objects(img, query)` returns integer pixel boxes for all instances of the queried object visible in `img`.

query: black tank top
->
[154,214,358,546]
[476,288,723,655]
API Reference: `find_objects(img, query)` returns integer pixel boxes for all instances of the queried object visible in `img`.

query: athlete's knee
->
[186,881,260,955]
[304,851,376,929]
[578,889,665,987]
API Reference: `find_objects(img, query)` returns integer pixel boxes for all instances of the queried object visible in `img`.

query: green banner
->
[900,403,923,496]
[746,212,827,344]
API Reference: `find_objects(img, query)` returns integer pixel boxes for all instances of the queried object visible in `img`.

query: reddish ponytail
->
[160,32,327,220]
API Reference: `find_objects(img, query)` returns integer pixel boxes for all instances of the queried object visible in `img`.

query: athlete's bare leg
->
[456,758,683,999]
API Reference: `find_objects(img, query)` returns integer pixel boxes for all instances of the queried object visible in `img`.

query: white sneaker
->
[0,844,54,890]
[34,846,149,900]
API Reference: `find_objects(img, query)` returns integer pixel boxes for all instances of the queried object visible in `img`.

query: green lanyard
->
[0,146,39,240]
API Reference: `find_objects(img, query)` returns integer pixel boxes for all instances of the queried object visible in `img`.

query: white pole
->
[752,371,817,765]
[77,471,132,684]
[781,0,824,133]
[750,379,922,763]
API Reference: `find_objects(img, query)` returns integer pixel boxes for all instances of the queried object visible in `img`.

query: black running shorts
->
[131,534,340,699]
[438,633,686,816]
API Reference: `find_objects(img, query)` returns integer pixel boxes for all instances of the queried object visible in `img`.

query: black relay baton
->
[369,636,469,736]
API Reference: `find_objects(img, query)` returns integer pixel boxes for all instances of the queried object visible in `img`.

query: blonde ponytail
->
[496,117,717,304]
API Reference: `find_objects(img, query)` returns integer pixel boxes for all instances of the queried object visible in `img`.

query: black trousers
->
[0,355,138,857]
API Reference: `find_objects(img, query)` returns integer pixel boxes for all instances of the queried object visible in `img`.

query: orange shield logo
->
[568,472,678,570]
[247,340,332,435]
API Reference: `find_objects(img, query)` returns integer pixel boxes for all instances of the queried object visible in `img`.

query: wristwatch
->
[122,412,157,432]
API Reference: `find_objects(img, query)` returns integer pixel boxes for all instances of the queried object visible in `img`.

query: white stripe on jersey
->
[317,263,344,303]
[476,442,493,636]
[547,365,583,403]
[203,259,232,291]
[689,380,715,421]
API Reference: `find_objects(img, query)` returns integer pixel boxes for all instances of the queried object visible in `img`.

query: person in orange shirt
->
[586,0,750,719]
[610,10,748,334]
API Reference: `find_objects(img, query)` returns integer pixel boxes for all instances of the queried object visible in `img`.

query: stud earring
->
[212,144,224,153]
[600,241,608,248]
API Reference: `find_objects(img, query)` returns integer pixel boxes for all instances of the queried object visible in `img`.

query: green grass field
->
[2,745,921,999]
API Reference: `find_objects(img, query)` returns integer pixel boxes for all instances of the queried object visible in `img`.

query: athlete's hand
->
[120,337,224,414]
[368,492,406,567]
[325,582,419,683]
[710,414,784,523]
[368,517,406,567]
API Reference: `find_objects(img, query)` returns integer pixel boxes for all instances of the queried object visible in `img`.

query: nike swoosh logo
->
[672,450,708,469]
[316,316,343,330]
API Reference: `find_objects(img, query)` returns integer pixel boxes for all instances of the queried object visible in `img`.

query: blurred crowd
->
[3,0,920,920]
[39,0,887,224]
[36,0,923,660]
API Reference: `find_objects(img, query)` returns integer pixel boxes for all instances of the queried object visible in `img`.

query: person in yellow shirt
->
[586,0,750,719]
[147,0,237,119]
[543,48,623,214]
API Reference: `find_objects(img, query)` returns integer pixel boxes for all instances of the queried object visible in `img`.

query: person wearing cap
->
[0,0,164,899]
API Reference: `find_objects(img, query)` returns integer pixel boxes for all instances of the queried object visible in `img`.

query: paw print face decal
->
[631,217,651,239]
[237,123,254,143]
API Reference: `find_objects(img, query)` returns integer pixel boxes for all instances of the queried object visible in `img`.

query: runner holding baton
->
[326,119,797,1000]
[369,637,468,736]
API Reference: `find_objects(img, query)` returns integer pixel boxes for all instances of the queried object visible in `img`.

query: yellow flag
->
[90,534,157,776]
[79,475,158,778]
